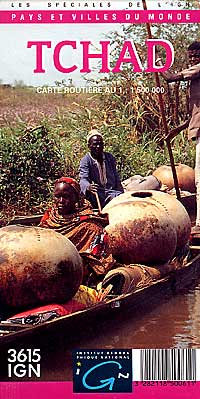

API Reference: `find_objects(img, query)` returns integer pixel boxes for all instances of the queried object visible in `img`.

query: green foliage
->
[103,127,195,180]
[0,125,66,213]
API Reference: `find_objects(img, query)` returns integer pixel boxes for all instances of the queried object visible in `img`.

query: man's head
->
[188,41,200,66]
[54,177,80,215]
[87,130,104,160]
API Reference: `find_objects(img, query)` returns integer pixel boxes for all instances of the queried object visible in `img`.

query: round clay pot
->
[103,192,177,265]
[122,175,161,191]
[0,225,83,310]
[152,164,195,192]
[103,190,191,249]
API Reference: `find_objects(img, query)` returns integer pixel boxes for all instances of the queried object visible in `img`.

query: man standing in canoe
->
[79,129,124,209]
[156,41,200,235]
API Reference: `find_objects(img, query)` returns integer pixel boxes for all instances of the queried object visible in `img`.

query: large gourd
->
[147,190,191,248]
[0,225,83,310]
[153,164,195,192]
[122,175,161,191]
[104,190,191,249]
[103,191,177,265]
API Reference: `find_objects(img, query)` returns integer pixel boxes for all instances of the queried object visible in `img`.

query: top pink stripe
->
[0,10,199,24]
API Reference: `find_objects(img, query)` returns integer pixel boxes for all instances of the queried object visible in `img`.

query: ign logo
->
[72,349,132,393]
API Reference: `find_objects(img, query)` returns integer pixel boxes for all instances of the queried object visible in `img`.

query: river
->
[83,282,200,350]
[2,265,199,382]
[38,279,200,381]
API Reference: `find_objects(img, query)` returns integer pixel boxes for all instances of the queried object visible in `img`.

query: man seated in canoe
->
[40,176,115,284]
[79,129,124,209]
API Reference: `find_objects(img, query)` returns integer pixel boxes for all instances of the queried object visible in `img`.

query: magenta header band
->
[0,10,198,23]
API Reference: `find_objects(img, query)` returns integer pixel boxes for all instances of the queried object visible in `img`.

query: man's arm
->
[155,57,184,82]
[156,57,200,82]
[79,156,91,195]
[79,155,99,194]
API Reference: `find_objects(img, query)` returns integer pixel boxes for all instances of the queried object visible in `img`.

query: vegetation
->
[0,21,198,224]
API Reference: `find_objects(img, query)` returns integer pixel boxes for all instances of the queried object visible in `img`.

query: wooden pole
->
[92,181,102,212]
[142,0,181,201]
[94,191,102,213]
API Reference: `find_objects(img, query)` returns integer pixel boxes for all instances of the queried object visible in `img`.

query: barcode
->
[140,349,196,381]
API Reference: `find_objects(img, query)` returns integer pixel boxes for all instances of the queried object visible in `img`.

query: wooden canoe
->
[0,205,199,349]
[0,246,200,349]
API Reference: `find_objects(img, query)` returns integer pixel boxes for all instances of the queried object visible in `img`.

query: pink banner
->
[0,10,199,24]
[0,382,199,399]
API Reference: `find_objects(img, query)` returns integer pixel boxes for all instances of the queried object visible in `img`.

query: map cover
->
[0,0,200,398]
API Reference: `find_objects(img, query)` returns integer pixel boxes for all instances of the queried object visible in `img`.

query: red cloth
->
[55,177,80,196]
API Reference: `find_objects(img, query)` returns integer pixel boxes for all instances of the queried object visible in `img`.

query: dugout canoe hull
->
[0,248,200,350]
[0,200,199,350]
